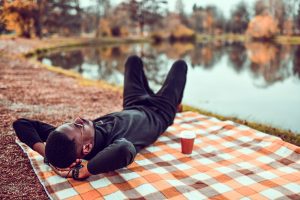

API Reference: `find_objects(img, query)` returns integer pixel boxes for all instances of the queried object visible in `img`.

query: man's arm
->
[47,139,136,180]
[33,142,46,157]
[13,118,55,157]
[82,138,137,177]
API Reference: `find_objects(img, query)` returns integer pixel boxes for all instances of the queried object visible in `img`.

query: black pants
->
[123,55,187,126]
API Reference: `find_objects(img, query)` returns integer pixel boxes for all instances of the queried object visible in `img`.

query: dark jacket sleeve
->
[87,138,137,175]
[13,118,55,149]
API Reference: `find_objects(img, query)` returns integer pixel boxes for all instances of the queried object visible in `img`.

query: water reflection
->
[227,42,247,73]
[48,50,84,70]
[190,42,224,69]
[39,42,300,86]
[293,46,300,78]
[246,42,292,87]
[38,42,300,133]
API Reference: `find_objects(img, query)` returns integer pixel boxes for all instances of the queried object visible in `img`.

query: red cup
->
[180,131,196,154]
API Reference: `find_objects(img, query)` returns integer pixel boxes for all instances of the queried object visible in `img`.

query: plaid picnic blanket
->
[16,112,300,200]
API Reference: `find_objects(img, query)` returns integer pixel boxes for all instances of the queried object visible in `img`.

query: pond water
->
[38,42,300,134]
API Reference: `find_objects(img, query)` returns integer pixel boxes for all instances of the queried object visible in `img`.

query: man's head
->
[45,117,95,168]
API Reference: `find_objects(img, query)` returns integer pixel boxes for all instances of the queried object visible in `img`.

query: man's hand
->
[51,165,73,178]
[50,159,92,180]
[76,162,92,180]
[50,159,82,178]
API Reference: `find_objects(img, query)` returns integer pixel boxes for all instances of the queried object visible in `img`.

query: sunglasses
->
[73,117,90,148]
[74,122,84,146]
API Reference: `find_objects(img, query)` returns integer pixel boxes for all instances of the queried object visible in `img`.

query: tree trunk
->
[95,0,101,38]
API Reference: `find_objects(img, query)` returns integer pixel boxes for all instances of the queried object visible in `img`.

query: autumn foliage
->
[2,0,38,38]
[246,14,278,39]
[1,0,300,39]
[1,0,82,38]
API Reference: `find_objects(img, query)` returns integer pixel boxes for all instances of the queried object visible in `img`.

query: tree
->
[109,4,131,37]
[1,0,83,37]
[42,0,82,36]
[214,13,226,34]
[204,6,222,34]
[190,5,205,33]
[2,0,38,38]
[270,0,287,34]
[175,0,189,26]
[283,0,297,35]
[0,0,7,34]
[229,1,249,33]
[190,4,225,34]
[254,0,288,34]
[124,0,167,36]
[94,0,111,37]
[295,0,300,34]
[246,14,278,39]
[254,0,267,16]
[175,0,184,15]
[34,0,45,38]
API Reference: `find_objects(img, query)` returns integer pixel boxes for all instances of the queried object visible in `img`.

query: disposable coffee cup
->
[180,131,196,154]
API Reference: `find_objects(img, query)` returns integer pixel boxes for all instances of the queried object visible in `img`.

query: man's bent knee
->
[173,59,188,73]
[125,55,143,68]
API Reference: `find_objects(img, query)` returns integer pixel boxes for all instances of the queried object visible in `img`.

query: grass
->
[24,36,150,58]
[196,34,248,43]
[274,35,300,45]
[183,105,300,146]
[25,42,135,59]
[196,33,300,45]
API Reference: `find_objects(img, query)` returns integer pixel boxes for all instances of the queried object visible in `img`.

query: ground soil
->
[0,38,123,199]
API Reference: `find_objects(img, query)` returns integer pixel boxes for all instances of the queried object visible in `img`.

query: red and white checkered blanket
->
[16,112,300,200]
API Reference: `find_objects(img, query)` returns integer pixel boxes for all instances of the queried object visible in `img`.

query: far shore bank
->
[196,34,300,44]
[2,33,300,50]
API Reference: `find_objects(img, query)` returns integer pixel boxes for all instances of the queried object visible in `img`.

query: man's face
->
[56,117,93,158]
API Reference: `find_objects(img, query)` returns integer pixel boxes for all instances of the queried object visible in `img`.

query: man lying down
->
[13,55,187,180]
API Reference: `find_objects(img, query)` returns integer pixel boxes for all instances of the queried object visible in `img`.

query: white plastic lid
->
[180,130,196,139]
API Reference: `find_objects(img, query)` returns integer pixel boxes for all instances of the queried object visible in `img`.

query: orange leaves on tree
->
[2,0,38,37]
[246,14,279,39]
